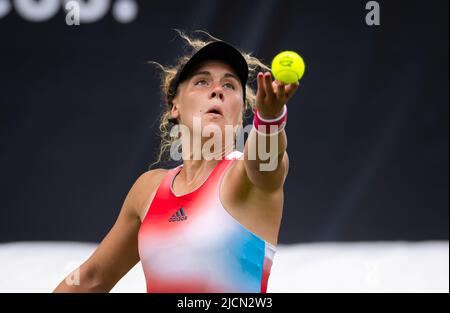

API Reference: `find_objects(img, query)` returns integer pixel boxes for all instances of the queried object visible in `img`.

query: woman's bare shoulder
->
[132,168,169,222]
[137,168,169,185]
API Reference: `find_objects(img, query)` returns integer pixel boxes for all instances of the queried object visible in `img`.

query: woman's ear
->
[171,98,180,120]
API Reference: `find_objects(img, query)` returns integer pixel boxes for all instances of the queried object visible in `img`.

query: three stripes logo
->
[168,207,188,222]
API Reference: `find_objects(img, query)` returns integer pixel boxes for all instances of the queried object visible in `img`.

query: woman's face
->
[171,60,244,136]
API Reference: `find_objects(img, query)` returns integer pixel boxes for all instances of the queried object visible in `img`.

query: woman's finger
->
[276,80,285,99]
[285,81,300,99]
[256,72,266,99]
[264,72,275,99]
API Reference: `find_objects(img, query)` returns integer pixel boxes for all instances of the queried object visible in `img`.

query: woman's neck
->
[179,143,234,184]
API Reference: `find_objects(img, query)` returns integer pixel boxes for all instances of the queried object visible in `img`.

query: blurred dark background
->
[0,0,448,244]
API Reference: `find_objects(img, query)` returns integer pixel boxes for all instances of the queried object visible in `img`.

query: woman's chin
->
[202,114,225,126]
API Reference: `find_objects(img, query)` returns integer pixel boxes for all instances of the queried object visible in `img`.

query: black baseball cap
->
[167,41,249,105]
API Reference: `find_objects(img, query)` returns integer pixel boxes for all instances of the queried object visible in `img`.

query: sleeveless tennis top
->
[138,151,277,293]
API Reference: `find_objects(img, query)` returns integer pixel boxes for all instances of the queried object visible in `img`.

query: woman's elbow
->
[53,264,109,293]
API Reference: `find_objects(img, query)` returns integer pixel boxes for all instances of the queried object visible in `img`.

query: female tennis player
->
[54,30,299,293]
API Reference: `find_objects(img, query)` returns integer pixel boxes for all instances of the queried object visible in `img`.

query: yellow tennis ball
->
[271,51,305,84]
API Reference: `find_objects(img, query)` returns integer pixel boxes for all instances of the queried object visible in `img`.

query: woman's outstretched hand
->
[255,71,300,119]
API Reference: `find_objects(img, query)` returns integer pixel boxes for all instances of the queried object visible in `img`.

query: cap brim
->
[169,41,248,101]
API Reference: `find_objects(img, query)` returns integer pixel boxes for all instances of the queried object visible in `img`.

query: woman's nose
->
[210,86,224,100]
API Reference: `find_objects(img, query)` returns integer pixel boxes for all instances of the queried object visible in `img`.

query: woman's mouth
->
[205,108,223,116]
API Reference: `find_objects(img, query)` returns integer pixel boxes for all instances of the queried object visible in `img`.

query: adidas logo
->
[168,207,188,222]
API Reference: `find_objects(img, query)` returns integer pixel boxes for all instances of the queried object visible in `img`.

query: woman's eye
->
[195,80,234,90]
[195,80,208,86]
[224,83,235,90]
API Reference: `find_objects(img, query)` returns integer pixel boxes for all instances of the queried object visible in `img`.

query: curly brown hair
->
[147,29,270,168]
